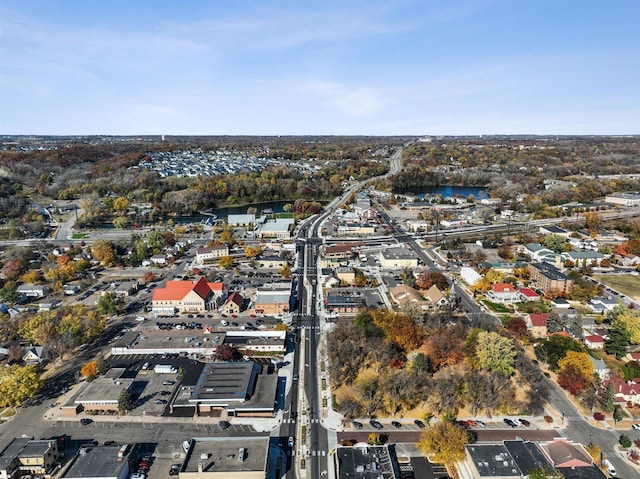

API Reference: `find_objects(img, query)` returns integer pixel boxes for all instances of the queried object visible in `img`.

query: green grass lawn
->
[593,274,640,299]
[481,299,512,313]
[72,233,90,239]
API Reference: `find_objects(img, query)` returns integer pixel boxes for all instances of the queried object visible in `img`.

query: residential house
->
[601,376,640,406]
[587,296,618,313]
[589,356,610,379]
[150,254,168,265]
[422,285,447,310]
[519,288,540,302]
[63,284,80,295]
[487,282,520,303]
[525,313,549,339]
[22,346,46,364]
[151,277,227,315]
[528,262,573,297]
[619,253,640,267]
[195,245,229,264]
[584,334,606,350]
[352,200,377,220]
[222,293,243,316]
[16,284,50,298]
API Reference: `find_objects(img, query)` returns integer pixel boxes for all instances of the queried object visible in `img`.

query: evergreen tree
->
[599,383,615,412]
[613,404,624,423]
[118,389,133,413]
[604,320,631,359]
[546,312,566,334]
[567,314,584,339]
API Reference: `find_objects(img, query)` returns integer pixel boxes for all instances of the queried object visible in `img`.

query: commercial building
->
[528,262,573,297]
[333,445,400,479]
[64,368,133,416]
[171,362,277,417]
[378,248,418,269]
[605,191,640,206]
[0,437,59,478]
[195,245,229,264]
[62,443,137,479]
[180,437,269,479]
[152,277,227,316]
[253,283,292,315]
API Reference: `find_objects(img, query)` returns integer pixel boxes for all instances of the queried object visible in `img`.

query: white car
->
[632,423,640,430]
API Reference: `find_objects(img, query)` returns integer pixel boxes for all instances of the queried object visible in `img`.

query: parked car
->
[475,420,486,428]
[218,420,230,429]
[519,419,531,427]
[414,419,425,428]
[169,465,180,476]
[391,421,402,428]
[80,418,92,425]
[288,436,295,448]
[503,418,516,428]
[633,423,640,430]
[370,419,384,430]
[352,421,364,429]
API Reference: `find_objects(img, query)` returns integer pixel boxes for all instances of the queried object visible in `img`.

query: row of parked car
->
[351,418,532,429]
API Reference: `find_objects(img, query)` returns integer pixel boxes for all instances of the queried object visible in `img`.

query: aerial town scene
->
[1,2,639,479]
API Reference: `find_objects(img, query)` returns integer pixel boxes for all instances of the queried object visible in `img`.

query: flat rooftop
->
[466,444,520,477]
[336,445,397,479]
[74,369,132,405]
[63,445,131,479]
[183,437,268,474]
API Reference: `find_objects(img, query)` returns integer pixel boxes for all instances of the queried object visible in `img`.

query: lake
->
[411,185,489,200]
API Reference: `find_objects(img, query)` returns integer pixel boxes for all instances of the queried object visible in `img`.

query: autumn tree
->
[416,270,449,291]
[218,255,235,269]
[557,351,595,395]
[417,421,469,466]
[607,305,640,344]
[91,239,116,266]
[244,246,263,258]
[535,335,585,370]
[474,331,516,376]
[0,364,44,407]
[279,263,292,279]
[506,317,528,339]
[141,271,155,284]
[219,228,236,247]
[81,361,98,381]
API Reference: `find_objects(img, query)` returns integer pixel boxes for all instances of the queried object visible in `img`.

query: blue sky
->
[1,0,638,135]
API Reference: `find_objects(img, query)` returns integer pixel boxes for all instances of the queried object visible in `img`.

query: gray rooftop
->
[0,438,31,471]
[503,440,553,476]
[62,445,131,479]
[381,248,417,260]
[531,262,569,281]
[557,466,607,479]
[74,369,133,405]
[191,362,258,403]
[466,444,520,477]
[18,440,55,458]
[183,437,268,473]
[336,445,398,479]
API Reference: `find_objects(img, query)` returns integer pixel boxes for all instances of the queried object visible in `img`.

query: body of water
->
[411,185,489,200]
